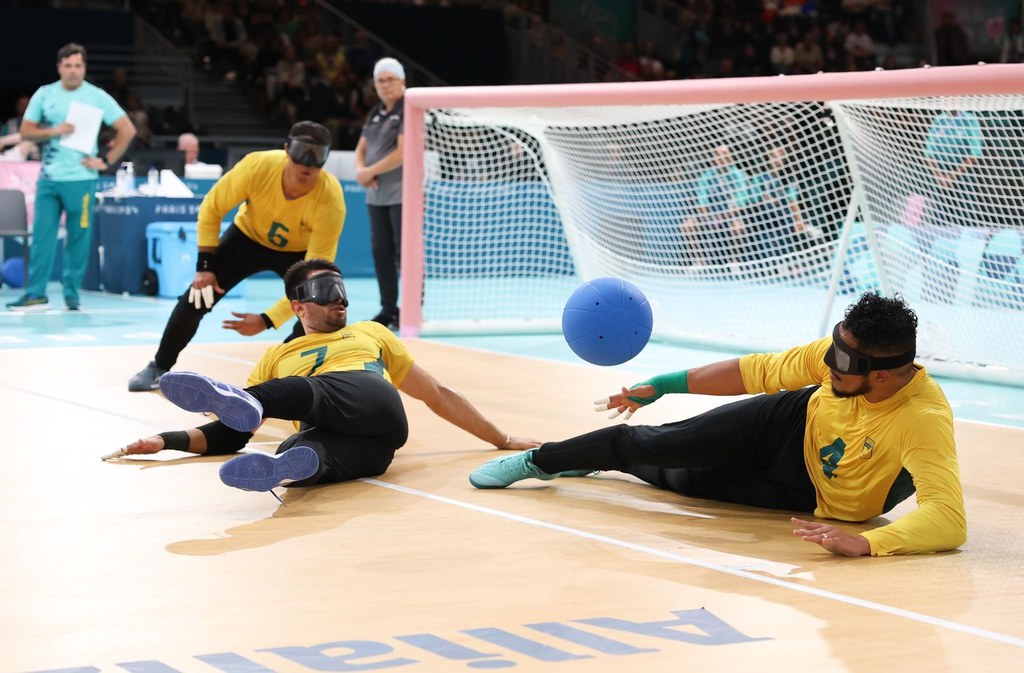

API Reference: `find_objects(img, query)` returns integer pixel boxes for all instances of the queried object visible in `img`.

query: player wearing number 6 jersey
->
[112,259,538,498]
[128,121,346,392]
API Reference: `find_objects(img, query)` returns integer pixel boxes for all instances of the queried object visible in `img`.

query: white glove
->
[188,284,215,309]
[594,398,634,420]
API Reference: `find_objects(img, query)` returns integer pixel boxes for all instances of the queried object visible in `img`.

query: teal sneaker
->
[159,371,263,432]
[64,294,80,311]
[470,449,568,489]
[6,294,49,312]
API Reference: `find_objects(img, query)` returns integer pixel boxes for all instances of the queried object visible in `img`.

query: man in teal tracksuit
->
[7,42,135,311]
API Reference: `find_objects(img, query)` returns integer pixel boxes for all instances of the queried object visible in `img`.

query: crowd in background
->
[135,0,384,149]
[4,0,1024,154]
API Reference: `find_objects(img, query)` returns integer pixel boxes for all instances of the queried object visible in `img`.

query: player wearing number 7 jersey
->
[113,259,539,497]
[128,121,347,392]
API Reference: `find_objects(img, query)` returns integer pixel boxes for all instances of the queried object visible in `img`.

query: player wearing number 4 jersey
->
[470,293,967,557]
[128,121,346,392]
[112,259,538,499]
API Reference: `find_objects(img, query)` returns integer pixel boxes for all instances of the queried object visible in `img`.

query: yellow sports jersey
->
[247,321,414,389]
[197,150,346,327]
[739,338,966,556]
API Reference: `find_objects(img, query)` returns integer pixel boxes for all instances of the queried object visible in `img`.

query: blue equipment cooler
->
[146,222,247,299]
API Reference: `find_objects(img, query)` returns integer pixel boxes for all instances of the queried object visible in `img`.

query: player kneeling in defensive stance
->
[469,293,967,557]
[110,258,537,500]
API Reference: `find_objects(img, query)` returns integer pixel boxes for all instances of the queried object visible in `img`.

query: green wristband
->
[627,370,689,406]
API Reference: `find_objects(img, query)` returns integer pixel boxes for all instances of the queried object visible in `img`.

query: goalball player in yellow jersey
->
[111,259,539,498]
[128,121,346,392]
[469,293,967,557]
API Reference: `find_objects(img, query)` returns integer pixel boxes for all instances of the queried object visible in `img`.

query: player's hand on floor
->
[791,517,871,557]
[222,311,267,336]
[102,435,166,460]
[500,436,542,450]
[594,384,657,420]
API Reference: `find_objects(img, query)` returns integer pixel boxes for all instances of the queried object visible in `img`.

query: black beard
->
[831,379,871,398]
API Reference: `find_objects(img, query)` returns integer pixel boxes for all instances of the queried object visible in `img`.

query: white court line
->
[365,478,1024,649]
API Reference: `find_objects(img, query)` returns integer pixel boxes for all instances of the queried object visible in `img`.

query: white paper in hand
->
[59,102,103,154]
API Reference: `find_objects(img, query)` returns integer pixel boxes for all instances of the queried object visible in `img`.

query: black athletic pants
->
[532,386,818,512]
[199,370,409,485]
[154,225,306,370]
[367,203,402,317]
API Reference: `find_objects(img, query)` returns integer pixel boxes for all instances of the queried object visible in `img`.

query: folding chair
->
[0,189,30,288]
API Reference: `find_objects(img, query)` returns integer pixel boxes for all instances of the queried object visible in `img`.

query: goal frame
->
[398,65,1024,380]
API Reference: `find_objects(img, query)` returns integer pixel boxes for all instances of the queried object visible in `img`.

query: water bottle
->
[147,165,160,194]
[115,163,127,194]
[124,162,135,194]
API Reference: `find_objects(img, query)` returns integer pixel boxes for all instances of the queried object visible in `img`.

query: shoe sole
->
[7,303,50,313]
[159,372,263,432]
[468,472,510,489]
[219,446,319,492]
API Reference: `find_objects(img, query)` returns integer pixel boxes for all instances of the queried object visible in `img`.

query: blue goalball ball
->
[1,257,25,289]
[562,277,653,366]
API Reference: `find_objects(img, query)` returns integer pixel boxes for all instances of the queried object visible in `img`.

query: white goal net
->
[402,67,1024,384]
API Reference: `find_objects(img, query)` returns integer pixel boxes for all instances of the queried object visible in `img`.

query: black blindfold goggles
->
[287,137,330,168]
[823,322,915,375]
[294,273,348,306]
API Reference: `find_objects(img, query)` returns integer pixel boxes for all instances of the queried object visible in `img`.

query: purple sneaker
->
[159,371,263,432]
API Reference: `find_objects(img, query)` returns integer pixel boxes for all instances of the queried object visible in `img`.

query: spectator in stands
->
[177,132,202,165]
[128,121,345,392]
[356,57,406,330]
[1000,18,1024,63]
[125,92,151,148]
[637,39,666,80]
[1,95,30,137]
[6,43,135,313]
[769,33,796,74]
[615,41,642,79]
[315,34,348,82]
[1,95,39,159]
[0,137,35,162]
[793,27,825,73]
[177,132,220,172]
[346,30,376,79]
[671,10,711,78]
[681,145,749,270]
[844,20,876,69]
[107,67,132,109]
[934,10,970,66]
[204,0,248,79]
[267,43,306,125]
[822,21,849,71]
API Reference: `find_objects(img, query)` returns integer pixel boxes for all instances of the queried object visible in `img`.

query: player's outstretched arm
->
[596,359,747,419]
[398,364,540,450]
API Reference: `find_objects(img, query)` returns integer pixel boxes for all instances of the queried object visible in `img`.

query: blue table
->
[79,178,374,296]
[84,196,205,295]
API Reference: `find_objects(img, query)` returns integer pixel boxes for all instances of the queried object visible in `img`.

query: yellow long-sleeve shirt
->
[197,150,346,327]
[739,337,967,556]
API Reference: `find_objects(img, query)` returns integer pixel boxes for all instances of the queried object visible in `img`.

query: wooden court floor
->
[1,339,1022,672]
